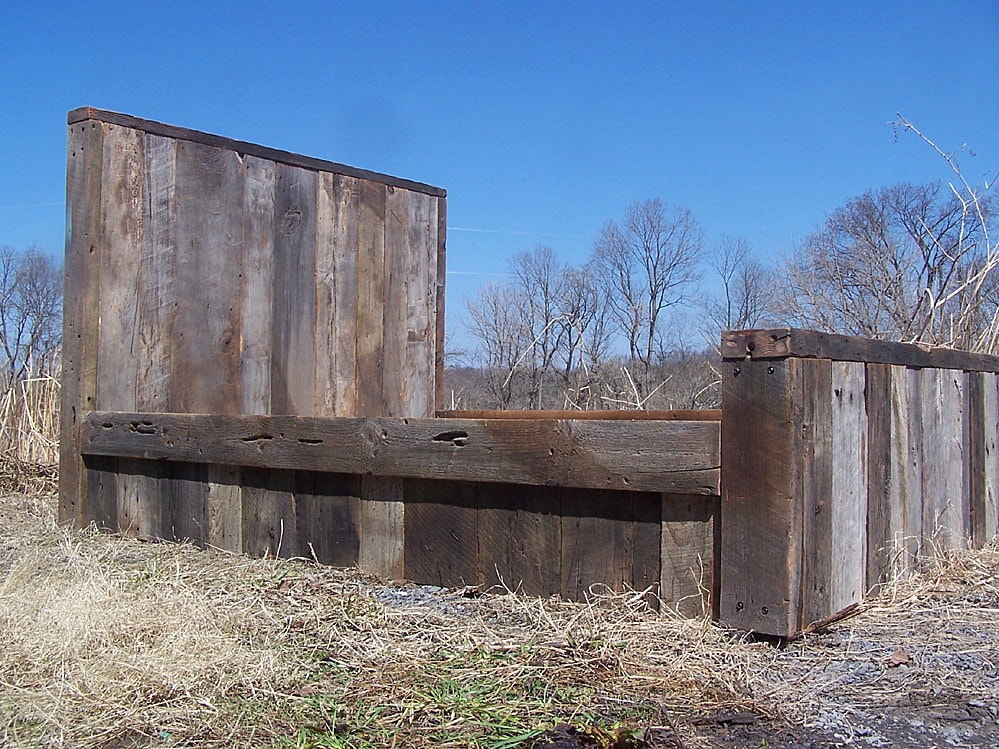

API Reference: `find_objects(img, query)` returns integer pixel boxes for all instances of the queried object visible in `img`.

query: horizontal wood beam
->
[81,412,721,495]
[722,328,999,373]
[68,107,446,198]
[436,409,722,421]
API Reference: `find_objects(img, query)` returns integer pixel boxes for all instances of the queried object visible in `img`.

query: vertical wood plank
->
[136,133,176,411]
[828,361,868,611]
[96,124,143,414]
[900,366,924,565]
[270,164,317,415]
[170,140,244,415]
[60,119,105,526]
[919,368,969,551]
[865,363,892,589]
[661,494,714,618]
[477,483,561,596]
[383,186,410,416]
[355,180,387,417]
[407,192,435,418]
[161,462,209,545]
[434,195,447,412]
[967,372,988,548]
[561,489,638,599]
[403,479,479,587]
[796,358,833,626]
[240,156,276,415]
[295,472,361,566]
[83,455,117,530]
[720,357,801,636]
[314,172,349,417]
[241,467,298,558]
[207,464,242,551]
[359,475,404,579]
[984,373,999,542]
[116,458,163,540]
[332,175,360,416]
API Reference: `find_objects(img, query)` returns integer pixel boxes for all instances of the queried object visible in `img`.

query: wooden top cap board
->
[68,106,447,198]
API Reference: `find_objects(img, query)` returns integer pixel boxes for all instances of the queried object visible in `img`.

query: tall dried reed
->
[0,372,59,492]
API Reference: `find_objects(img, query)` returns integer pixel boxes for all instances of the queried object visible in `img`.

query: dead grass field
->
[1,481,998,748]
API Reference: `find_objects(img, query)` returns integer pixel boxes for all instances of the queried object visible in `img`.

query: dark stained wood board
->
[403,479,480,587]
[60,119,106,525]
[68,107,446,198]
[661,493,718,618]
[722,328,999,373]
[719,357,803,636]
[81,412,721,495]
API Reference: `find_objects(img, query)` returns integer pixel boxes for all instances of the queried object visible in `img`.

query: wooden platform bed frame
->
[61,109,999,637]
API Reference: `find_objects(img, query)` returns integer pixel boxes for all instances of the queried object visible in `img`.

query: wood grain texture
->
[81,412,721,494]
[160,462,209,545]
[719,358,800,636]
[329,175,360,417]
[240,156,276,415]
[83,455,118,530]
[97,124,143,413]
[919,368,969,551]
[115,457,163,540]
[358,475,404,578]
[407,192,435,419]
[241,467,297,558]
[403,479,479,587]
[828,361,868,612]
[355,180,387,417]
[967,372,987,548]
[660,494,716,617]
[294,471,361,566]
[136,133,177,412]
[383,186,410,416]
[984,373,999,543]
[271,164,317,415]
[60,119,105,525]
[865,363,892,589]
[477,483,561,595]
[170,140,244,415]
[434,195,447,412]
[207,464,242,551]
[68,107,446,197]
[722,328,999,373]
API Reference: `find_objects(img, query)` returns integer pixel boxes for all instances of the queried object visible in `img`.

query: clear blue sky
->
[2,2,998,343]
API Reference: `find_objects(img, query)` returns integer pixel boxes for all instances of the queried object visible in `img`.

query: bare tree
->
[0,245,63,385]
[591,198,704,391]
[704,236,773,333]
[774,182,992,347]
[464,280,529,408]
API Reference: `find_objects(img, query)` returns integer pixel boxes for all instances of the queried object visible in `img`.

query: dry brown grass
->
[0,375,59,494]
[1,490,997,748]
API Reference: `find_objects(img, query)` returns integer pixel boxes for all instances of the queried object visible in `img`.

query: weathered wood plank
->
[355,180,387,417]
[240,156,276,415]
[919,369,969,551]
[97,124,143,413]
[170,140,244,414]
[719,357,801,636]
[294,472,361,566]
[901,366,924,565]
[434,195,447,412]
[967,372,987,548]
[828,361,868,611]
[984,373,999,543]
[330,174,360,417]
[437,409,723,421]
[83,455,118,530]
[797,358,832,627]
[136,133,176,412]
[69,107,446,198]
[406,191,434,418]
[562,489,650,598]
[60,118,105,525]
[865,363,892,589]
[403,479,479,587]
[116,457,163,540]
[160,462,208,545]
[477,483,561,595]
[358,475,404,579]
[271,164,317,415]
[207,464,242,551]
[383,186,411,416]
[241,467,297,558]
[660,494,715,618]
[82,412,721,494]
[722,328,999,373]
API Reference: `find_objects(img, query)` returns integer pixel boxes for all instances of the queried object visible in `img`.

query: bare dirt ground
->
[1,489,997,748]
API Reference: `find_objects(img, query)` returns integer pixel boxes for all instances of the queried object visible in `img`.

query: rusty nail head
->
[767,365,775,374]
[761,606,769,615]
[736,601,744,611]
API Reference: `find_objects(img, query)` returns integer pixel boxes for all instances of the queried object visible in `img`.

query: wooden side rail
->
[82,412,722,495]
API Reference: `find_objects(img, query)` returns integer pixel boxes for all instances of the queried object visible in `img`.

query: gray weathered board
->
[721,334,999,636]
